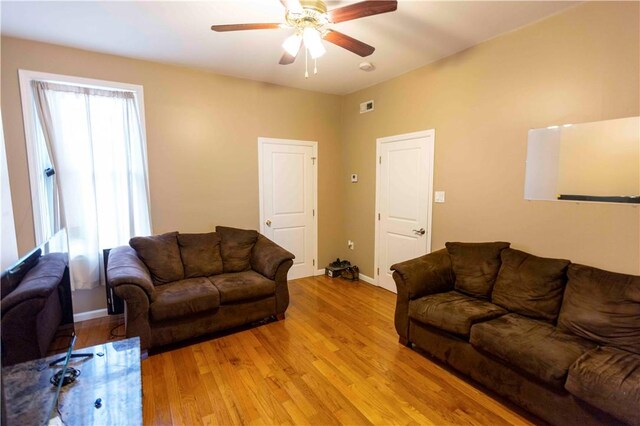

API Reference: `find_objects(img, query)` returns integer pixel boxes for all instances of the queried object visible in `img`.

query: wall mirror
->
[524,116,639,204]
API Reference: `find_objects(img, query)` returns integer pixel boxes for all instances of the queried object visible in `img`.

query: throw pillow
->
[558,264,640,355]
[215,226,259,273]
[177,232,223,278]
[492,248,570,322]
[445,241,510,298]
[129,232,184,285]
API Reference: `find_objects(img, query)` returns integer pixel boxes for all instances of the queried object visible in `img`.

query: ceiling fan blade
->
[328,1,398,24]
[324,29,375,57]
[279,51,298,65]
[210,23,282,32]
[280,0,303,14]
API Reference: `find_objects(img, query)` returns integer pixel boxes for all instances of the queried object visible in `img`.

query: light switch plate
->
[351,174,358,183]
[435,191,445,203]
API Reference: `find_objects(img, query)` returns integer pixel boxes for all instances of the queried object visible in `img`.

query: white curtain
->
[32,81,151,290]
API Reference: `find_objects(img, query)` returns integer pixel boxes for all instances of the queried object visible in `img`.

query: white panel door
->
[376,130,434,293]
[259,138,317,280]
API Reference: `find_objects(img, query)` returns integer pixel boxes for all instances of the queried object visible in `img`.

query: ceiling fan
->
[211,0,398,70]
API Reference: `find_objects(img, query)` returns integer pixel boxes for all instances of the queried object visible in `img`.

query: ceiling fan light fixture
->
[282,33,302,56]
[303,27,326,59]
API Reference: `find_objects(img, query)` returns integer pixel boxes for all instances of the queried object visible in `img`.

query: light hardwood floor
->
[70,276,537,425]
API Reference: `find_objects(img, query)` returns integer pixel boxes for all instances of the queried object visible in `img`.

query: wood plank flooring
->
[69,276,537,425]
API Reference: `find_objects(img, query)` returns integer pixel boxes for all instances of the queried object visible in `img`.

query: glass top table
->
[2,337,142,426]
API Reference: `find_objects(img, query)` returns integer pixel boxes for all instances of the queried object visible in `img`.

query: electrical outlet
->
[347,240,354,250]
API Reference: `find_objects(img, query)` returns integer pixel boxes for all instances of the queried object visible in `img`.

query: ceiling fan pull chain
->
[305,48,309,79]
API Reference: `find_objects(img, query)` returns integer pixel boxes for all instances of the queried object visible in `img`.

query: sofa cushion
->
[216,226,259,273]
[209,271,275,304]
[491,249,570,322]
[149,278,220,322]
[177,232,223,278]
[409,290,507,337]
[445,242,510,298]
[130,232,184,285]
[565,346,640,426]
[558,264,640,354]
[470,313,596,389]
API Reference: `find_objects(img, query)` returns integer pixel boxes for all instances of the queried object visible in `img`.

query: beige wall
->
[340,1,640,277]
[1,37,344,312]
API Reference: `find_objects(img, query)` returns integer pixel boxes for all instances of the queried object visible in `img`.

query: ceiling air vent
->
[360,100,374,114]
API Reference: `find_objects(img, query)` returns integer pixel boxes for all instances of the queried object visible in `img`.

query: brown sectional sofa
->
[392,242,640,426]
[107,226,294,350]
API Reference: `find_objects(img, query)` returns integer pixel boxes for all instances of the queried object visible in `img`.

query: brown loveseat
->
[107,226,294,350]
[392,242,640,426]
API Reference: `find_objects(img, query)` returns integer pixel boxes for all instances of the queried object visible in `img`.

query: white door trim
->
[374,129,435,286]
[257,137,318,275]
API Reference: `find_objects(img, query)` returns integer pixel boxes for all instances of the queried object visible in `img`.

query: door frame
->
[257,137,318,276]
[374,129,435,287]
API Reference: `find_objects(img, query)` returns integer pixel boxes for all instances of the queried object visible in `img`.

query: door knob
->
[413,228,426,235]
[265,219,272,227]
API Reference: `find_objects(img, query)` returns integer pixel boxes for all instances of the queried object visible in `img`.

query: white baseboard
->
[359,273,375,285]
[73,308,108,323]
[315,268,325,276]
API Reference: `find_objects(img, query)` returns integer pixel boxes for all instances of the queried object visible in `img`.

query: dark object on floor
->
[342,265,359,281]
[325,258,351,278]
[393,243,640,426]
[1,248,74,366]
[107,227,295,350]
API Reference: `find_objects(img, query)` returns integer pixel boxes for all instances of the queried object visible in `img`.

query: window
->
[19,70,151,290]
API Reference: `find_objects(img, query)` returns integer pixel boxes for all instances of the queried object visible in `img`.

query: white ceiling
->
[1,1,577,95]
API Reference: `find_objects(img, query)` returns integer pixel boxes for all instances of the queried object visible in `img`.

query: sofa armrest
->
[274,259,294,315]
[391,248,454,299]
[107,246,156,302]
[250,235,295,280]
[0,253,66,314]
[391,249,454,343]
[113,284,151,350]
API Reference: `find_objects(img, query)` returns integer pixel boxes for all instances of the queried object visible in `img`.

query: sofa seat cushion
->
[409,291,507,337]
[150,278,220,322]
[565,346,640,426]
[491,248,570,322]
[558,264,640,355]
[209,271,275,304]
[470,313,596,388]
[445,242,510,299]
